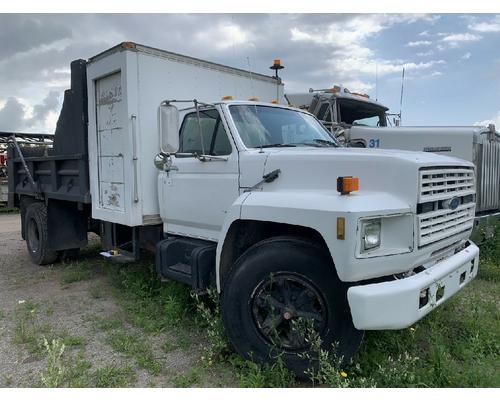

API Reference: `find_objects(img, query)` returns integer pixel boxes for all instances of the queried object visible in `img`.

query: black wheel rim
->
[251,272,327,351]
[27,217,40,254]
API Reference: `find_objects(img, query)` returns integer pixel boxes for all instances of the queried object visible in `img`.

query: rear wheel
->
[221,236,363,377]
[25,202,57,265]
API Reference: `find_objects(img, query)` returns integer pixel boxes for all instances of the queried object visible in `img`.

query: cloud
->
[429,71,443,77]
[441,33,481,42]
[406,40,432,47]
[0,13,479,131]
[461,52,471,60]
[0,15,72,59]
[0,92,61,132]
[28,91,60,127]
[441,32,481,48]
[194,22,251,51]
[288,13,445,93]
[0,97,26,131]
[468,16,500,33]
[416,50,434,57]
[474,111,500,127]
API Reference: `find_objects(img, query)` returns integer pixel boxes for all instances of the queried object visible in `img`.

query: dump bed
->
[87,42,284,227]
[7,60,90,207]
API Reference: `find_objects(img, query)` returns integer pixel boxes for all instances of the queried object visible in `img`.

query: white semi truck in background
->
[286,87,500,241]
[8,43,480,375]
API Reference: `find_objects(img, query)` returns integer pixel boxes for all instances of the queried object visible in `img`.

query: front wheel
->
[221,236,363,377]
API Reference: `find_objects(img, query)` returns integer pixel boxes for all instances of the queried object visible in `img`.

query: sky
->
[0,13,499,133]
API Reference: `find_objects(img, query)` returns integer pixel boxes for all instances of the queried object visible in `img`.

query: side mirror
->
[159,103,180,154]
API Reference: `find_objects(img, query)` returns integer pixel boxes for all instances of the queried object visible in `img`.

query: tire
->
[221,236,363,377]
[24,202,58,265]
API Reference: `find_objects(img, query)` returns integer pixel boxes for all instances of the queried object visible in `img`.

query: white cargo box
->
[87,42,284,227]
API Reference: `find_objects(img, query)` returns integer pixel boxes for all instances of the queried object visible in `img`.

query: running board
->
[155,237,216,290]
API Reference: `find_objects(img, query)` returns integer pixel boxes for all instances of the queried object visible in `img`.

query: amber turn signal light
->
[337,217,345,240]
[337,176,359,195]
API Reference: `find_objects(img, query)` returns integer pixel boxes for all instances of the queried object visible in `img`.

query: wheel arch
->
[217,218,332,291]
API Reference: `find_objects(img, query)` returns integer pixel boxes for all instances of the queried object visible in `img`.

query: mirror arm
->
[193,153,228,162]
[194,100,206,156]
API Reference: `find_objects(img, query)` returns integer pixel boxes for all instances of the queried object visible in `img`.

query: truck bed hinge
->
[244,169,281,192]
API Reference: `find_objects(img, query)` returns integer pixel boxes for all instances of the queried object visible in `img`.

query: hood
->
[349,125,489,162]
[240,147,473,206]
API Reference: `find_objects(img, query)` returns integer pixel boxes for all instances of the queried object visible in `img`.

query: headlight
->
[362,219,381,251]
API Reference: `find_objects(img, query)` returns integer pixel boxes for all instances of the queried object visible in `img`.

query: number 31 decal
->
[368,138,380,148]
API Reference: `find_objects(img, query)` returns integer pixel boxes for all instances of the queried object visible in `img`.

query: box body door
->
[95,72,126,212]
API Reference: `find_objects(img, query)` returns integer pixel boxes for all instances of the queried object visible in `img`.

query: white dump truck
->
[8,43,480,375]
[287,87,500,241]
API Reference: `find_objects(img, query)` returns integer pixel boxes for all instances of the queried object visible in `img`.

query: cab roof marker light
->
[352,92,370,98]
[221,95,234,101]
[121,42,136,49]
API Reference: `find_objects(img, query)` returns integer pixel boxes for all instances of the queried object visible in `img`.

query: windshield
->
[337,99,387,127]
[229,105,339,148]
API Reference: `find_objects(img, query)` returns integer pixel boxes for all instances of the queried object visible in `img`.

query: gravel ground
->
[0,213,229,387]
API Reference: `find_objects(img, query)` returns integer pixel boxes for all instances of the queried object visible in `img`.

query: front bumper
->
[347,241,480,330]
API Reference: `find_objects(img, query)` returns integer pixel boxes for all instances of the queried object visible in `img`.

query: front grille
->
[419,167,475,203]
[418,203,475,247]
[418,167,476,247]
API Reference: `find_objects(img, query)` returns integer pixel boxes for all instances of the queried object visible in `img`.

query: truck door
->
[159,108,239,241]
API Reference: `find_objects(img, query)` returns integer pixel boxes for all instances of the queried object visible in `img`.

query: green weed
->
[93,364,136,388]
[40,338,66,388]
[192,287,231,363]
[60,262,93,284]
[172,366,203,388]
[0,206,19,214]
[106,329,162,375]
[231,355,296,388]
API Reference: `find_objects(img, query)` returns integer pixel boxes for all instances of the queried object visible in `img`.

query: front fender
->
[216,189,412,289]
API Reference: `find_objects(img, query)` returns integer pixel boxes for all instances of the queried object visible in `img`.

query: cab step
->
[155,237,216,290]
[99,249,137,264]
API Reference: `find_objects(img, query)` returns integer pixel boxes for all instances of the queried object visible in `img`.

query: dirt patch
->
[0,214,232,387]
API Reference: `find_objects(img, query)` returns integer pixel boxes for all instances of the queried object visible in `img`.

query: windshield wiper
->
[311,139,337,147]
[255,143,297,148]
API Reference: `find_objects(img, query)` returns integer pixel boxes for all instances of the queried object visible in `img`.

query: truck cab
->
[286,86,390,134]
[155,99,479,372]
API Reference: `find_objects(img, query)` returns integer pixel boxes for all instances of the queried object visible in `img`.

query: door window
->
[179,109,232,155]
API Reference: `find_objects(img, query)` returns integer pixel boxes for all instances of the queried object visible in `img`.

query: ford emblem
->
[444,196,460,210]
